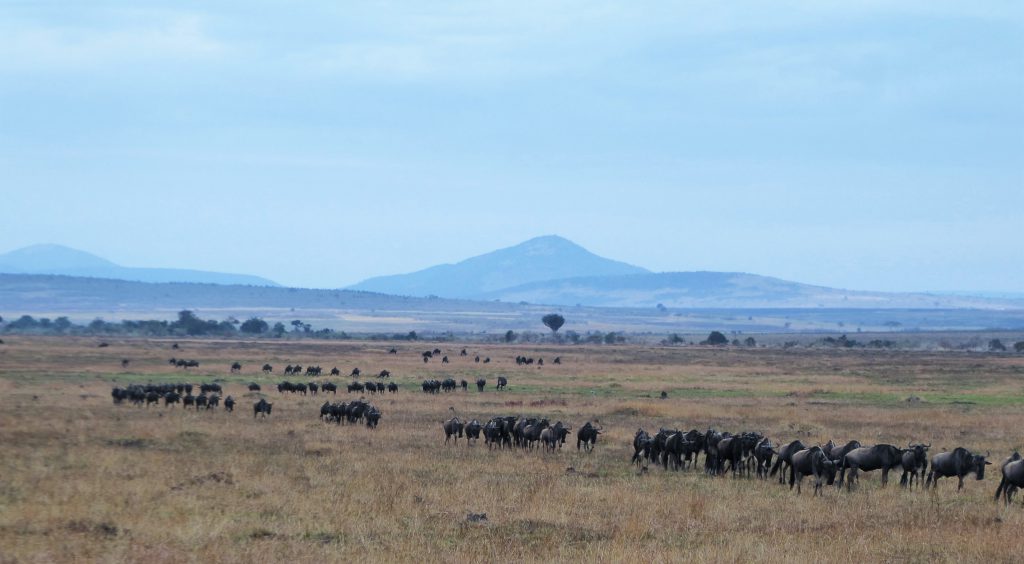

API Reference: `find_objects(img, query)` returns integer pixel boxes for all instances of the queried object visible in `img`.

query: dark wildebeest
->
[387,382,398,393]
[322,382,337,395]
[753,438,775,479]
[770,440,807,484]
[483,357,491,364]
[460,380,468,391]
[294,383,308,395]
[378,370,391,379]
[224,396,235,412]
[994,452,1024,505]
[465,419,482,443]
[899,443,930,490]
[577,421,602,452]
[364,407,381,428]
[207,395,220,409]
[262,364,273,374]
[183,394,195,409]
[838,444,906,490]
[195,394,208,410]
[248,383,261,392]
[348,382,364,393]
[388,347,397,354]
[476,378,486,392]
[442,356,449,364]
[253,398,273,418]
[460,348,467,356]
[790,446,837,496]
[496,377,508,390]
[443,416,465,445]
[824,440,862,464]
[553,356,561,364]
[926,447,991,491]
[330,367,340,376]
[308,382,318,395]
[351,368,361,377]
[474,355,480,363]
[164,391,181,407]
[230,362,242,373]
[632,429,652,467]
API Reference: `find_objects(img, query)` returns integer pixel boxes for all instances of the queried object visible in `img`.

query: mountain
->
[478,272,1024,309]
[347,235,648,298]
[0,244,278,286]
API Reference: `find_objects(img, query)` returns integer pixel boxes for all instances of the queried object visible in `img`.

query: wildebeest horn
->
[925,443,930,448]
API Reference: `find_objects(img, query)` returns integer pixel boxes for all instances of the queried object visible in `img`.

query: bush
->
[702,331,728,346]
[239,317,269,334]
[989,339,1007,352]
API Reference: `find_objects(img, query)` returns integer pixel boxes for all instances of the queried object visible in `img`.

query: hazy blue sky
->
[2,1,1021,292]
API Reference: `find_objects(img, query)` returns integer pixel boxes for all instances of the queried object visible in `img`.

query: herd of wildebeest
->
[107,350,1024,507]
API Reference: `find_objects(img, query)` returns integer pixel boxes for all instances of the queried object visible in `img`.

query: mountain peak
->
[349,235,649,298]
[0,244,118,271]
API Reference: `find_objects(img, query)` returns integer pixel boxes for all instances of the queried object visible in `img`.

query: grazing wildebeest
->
[442,356,449,364]
[926,448,991,491]
[248,383,261,392]
[378,370,391,379]
[433,348,441,355]
[230,362,242,373]
[577,421,602,451]
[474,355,480,363]
[224,396,235,412]
[330,367,340,376]
[195,394,208,410]
[322,382,337,395]
[351,368,361,377]
[164,391,181,407]
[465,419,482,443]
[838,444,906,490]
[144,391,161,407]
[262,364,273,374]
[790,446,837,496]
[443,416,465,445]
[253,398,273,418]
[483,357,491,363]
[121,359,130,368]
[364,407,381,428]
[553,357,561,364]
[770,440,807,484]
[460,380,468,391]
[183,394,195,408]
[284,365,295,376]
[476,378,486,392]
[994,452,1024,505]
[496,377,507,390]
[899,443,930,490]
[387,382,398,393]
[388,347,397,354]
[207,395,220,409]
[460,348,467,357]
[294,383,308,395]
[632,429,652,467]
[308,382,318,395]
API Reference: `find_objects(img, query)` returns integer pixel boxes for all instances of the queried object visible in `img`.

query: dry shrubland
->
[1,336,1023,563]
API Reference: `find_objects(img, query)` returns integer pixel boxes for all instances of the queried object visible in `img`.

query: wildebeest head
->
[973,451,992,480]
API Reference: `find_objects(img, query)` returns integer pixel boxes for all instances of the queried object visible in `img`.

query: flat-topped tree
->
[542,313,565,336]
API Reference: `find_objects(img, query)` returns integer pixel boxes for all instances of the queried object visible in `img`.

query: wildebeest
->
[926,447,991,491]
[770,440,807,484]
[388,347,397,354]
[753,437,775,479]
[474,355,480,363]
[164,391,181,407]
[230,362,242,373]
[224,396,235,412]
[207,395,220,409]
[442,356,449,364]
[351,368,361,377]
[824,440,862,464]
[364,407,381,428]
[496,377,507,390]
[348,381,365,393]
[183,394,195,408]
[378,370,391,379]
[553,356,561,364]
[577,421,602,451]
[483,357,490,364]
[899,443,930,490]
[460,380,468,391]
[248,383,261,392]
[476,378,486,392]
[465,419,482,443]
[253,398,273,418]
[195,394,208,410]
[994,452,1024,505]
[632,429,653,467]
[262,364,273,374]
[145,391,161,407]
[460,348,467,356]
[308,382,318,395]
[330,367,340,376]
[790,446,837,496]
[322,382,338,395]
[443,416,465,445]
[838,444,906,490]
[387,382,398,393]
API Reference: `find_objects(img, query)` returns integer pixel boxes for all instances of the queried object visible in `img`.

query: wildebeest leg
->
[996,477,1007,503]
[958,476,964,491]
[881,468,890,487]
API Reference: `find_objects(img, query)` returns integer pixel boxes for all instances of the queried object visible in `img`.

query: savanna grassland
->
[1,336,1023,563]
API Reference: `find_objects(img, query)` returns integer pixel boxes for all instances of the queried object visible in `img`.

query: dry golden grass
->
[1,336,1023,563]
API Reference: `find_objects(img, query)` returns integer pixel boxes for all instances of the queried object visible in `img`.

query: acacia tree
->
[542,314,565,336]
[240,317,269,334]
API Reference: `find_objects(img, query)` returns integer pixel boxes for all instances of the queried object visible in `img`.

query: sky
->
[1,1,1022,292]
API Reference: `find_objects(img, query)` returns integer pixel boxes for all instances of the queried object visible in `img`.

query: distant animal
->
[899,443,931,490]
[262,364,273,374]
[230,362,242,373]
[770,440,807,484]
[460,380,468,391]
[351,368,361,377]
[790,446,837,496]
[248,383,261,392]
[927,447,991,491]
[476,378,486,392]
[378,370,390,378]
[553,357,561,365]
[577,421,602,451]
[496,376,507,390]
[322,382,338,395]
[465,419,482,443]
[442,356,449,364]
[121,359,130,368]
[387,382,398,393]
[838,444,906,490]
[388,348,397,354]
[330,367,340,376]
[443,416,465,445]
[253,398,273,418]
[474,355,480,363]
[224,396,235,412]
[483,357,490,363]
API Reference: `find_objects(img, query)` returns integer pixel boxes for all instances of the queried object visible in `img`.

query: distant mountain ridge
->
[0,244,278,287]
[347,235,648,298]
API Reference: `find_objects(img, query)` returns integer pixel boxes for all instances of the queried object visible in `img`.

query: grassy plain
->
[1,336,1023,563]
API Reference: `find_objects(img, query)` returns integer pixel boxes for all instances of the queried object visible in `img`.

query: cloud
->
[0,13,228,71]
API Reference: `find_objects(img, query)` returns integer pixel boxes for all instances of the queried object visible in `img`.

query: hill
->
[347,235,648,298]
[0,244,278,286]
[480,271,1022,309]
